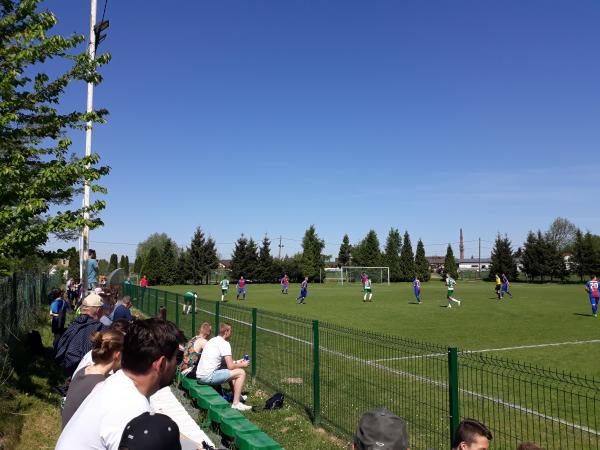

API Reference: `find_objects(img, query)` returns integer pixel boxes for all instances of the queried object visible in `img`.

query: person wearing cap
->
[451,418,493,450]
[54,292,107,376]
[118,412,182,450]
[354,408,410,450]
[56,318,181,450]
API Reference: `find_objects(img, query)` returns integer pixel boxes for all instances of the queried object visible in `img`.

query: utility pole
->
[278,235,284,259]
[80,0,98,292]
[478,238,481,279]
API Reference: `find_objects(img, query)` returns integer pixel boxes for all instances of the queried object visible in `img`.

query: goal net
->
[341,266,390,285]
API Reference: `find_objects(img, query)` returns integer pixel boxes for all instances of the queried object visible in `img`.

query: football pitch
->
[159,280,600,379]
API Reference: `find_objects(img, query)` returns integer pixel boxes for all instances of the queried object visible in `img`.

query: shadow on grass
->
[572,312,594,317]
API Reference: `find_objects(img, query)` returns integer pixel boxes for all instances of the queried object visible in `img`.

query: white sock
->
[369,294,372,300]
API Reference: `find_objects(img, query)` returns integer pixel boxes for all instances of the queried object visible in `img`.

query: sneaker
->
[232,402,252,411]
[594,313,598,318]
[447,304,452,308]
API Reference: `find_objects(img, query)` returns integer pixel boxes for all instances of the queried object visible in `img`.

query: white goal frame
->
[340,266,390,285]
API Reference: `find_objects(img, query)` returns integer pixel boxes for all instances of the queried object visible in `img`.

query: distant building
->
[426,256,445,272]
[458,258,491,272]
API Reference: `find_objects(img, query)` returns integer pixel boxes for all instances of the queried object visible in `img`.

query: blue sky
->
[42,0,600,261]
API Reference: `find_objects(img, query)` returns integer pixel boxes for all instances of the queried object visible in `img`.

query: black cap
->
[354,408,409,450]
[119,412,181,450]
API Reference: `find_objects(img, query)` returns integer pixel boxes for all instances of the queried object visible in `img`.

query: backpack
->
[264,392,285,410]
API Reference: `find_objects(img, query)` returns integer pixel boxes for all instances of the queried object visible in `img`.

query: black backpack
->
[264,392,285,410]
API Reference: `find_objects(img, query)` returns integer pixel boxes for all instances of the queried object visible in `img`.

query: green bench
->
[235,430,283,450]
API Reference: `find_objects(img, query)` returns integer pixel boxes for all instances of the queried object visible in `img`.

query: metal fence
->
[0,272,56,343]
[124,284,600,450]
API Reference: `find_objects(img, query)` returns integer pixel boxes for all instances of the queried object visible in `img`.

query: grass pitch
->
[159,280,600,378]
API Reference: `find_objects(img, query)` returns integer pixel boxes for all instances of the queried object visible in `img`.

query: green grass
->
[0,321,64,450]
[130,281,600,450]
[156,281,600,377]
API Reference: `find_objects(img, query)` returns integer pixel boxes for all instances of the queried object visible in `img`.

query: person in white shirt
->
[56,318,181,450]
[196,322,251,411]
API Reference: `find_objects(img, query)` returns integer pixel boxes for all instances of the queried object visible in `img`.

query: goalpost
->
[340,266,390,285]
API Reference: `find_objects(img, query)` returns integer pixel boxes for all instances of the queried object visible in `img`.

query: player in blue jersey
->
[501,273,513,298]
[297,277,308,304]
[236,276,246,301]
[585,276,600,318]
[413,277,422,304]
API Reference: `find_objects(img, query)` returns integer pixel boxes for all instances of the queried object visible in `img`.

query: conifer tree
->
[414,239,430,282]
[352,230,382,267]
[488,234,518,281]
[399,231,415,281]
[67,247,79,280]
[443,244,458,279]
[160,239,178,285]
[108,254,118,273]
[258,236,275,282]
[133,257,142,275]
[98,259,109,276]
[384,229,401,282]
[245,238,260,280]
[521,231,542,281]
[203,237,219,284]
[338,234,352,267]
[301,225,325,281]
[231,234,249,280]
[187,227,216,284]
[123,256,130,276]
[144,247,161,284]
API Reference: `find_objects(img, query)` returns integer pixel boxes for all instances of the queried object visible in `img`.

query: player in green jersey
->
[363,277,373,302]
[446,275,461,308]
[220,278,229,302]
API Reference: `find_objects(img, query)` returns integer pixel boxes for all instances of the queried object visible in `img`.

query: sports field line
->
[370,339,600,362]
[194,306,600,438]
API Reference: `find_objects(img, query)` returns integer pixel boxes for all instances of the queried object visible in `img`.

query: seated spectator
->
[118,412,181,450]
[180,322,211,378]
[62,329,124,428]
[54,292,106,376]
[195,322,251,411]
[353,407,410,450]
[56,318,180,450]
[96,287,115,326]
[72,319,130,377]
[452,419,493,450]
[112,295,133,322]
[49,288,69,348]
[517,443,544,450]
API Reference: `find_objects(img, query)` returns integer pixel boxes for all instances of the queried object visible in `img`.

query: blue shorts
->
[590,296,599,304]
[501,284,509,291]
[414,289,420,296]
[198,368,231,385]
[238,287,246,294]
[300,288,307,297]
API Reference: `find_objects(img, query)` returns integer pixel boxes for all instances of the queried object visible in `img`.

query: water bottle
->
[244,354,249,361]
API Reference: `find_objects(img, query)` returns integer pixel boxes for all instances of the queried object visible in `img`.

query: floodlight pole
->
[80,0,98,292]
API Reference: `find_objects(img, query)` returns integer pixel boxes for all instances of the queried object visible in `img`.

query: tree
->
[352,230,382,267]
[160,239,178,285]
[399,231,415,281]
[414,239,430,282]
[176,249,190,284]
[521,231,543,281]
[337,234,352,267]
[383,229,401,282]
[135,233,173,276]
[231,234,254,280]
[119,255,130,277]
[257,236,275,282]
[572,230,600,280]
[98,259,109,276]
[144,246,162,285]
[133,256,142,275]
[108,253,118,273]
[545,217,577,254]
[488,234,518,281]
[301,225,325,281]
[0,0,110,258]
[186,227,219,284]
[443,244,458,279]
[65,247,79,280]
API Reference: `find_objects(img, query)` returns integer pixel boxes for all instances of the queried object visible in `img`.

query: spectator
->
[113,296,133,322]
[96,288,116,326]
[49,288,69,348]
[180,322,211,378]
[118,412,181,450]
[87,249,99,291]
[54,292,106,376]
[72,318,130,378]
[62,329,124,428]
[196,322,251,411]
[140,275,148,289]
[56,318,181,450]
[517,443,544,450]
[452,419,493,450]
[353,407,410,450]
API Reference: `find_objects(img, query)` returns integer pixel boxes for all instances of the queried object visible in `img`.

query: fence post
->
[312,320,321,425]
[215,301,220,333]
[175,294,180,328]
[448,347,460,447]
[154,289,159,317]
[251,308,257,379]
[191,295,196,336]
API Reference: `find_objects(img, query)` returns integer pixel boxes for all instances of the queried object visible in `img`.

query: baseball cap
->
[119,412,182,450]
[82,293,103,307]
[354,408,409,450]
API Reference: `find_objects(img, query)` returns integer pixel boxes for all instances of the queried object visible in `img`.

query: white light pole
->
[80,0,97,291]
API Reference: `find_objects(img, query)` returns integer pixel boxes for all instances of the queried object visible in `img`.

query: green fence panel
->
[448,347,460,446]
